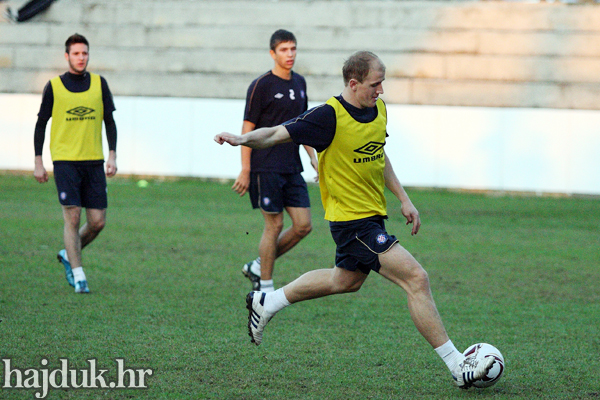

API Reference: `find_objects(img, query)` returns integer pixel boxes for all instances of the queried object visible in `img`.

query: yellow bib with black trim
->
[318,97,388,222]
[50,73,104,161]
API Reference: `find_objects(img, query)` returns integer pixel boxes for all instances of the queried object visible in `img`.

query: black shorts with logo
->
[249,172,310,213]
[330,216,399,275]
[53,161,107,209]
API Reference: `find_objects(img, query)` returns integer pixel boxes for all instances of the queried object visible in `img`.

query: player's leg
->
[276,206,312,257]
[378,243,494,388]
[80,208,106,248]
[77,163,108,249]
[62,205,83,270]
[53,162,82,288]
[241,172,263,289]
[244,172,286,291]
[247,215,375,344]
[62,205,89,293]
[258,210,284,286]
[377,243,449,348]
[274,173,312,257]
[246,266,367,345]
[283,265,367,303]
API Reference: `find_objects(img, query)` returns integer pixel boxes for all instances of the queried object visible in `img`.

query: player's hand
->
[106,161,118,177]
[106,152,118,177]
[401,202,421,236]
[232,170,250,196]
[310,158,319,182]
[214,132,243,146]
[34,165,48,183]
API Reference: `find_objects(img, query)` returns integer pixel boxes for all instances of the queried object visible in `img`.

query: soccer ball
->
[463,343,505,388]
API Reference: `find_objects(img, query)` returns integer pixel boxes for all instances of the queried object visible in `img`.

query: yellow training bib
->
[49,73,104,161]
[318,97,388,221]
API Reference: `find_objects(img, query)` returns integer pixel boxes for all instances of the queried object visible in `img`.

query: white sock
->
[72,267,86,283]
[264,288,290,315]
[62,250,69,262]
[250,257,261,276]
[260,279,274,293]
[435,340,464,372]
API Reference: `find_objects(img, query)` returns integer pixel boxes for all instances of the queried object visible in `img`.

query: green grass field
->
[0,172,598,399]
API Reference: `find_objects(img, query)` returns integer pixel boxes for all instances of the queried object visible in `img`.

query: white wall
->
[388,105,600,195]
[2,93,599,195]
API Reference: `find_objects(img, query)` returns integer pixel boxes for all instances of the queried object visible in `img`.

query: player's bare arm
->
[214,125,292,149]
[303,145,319,182]
[232,120,256,196]
[383,150,421,235]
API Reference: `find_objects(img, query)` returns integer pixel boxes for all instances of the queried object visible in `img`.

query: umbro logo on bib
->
[354,141,384,156]
[353,141,385,164]
[67,106,95,116]
[65,106,96,121]
[274,93,284,99]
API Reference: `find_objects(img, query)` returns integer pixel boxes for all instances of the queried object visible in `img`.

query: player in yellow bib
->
[34,34,118,294]
[215,51,494,389]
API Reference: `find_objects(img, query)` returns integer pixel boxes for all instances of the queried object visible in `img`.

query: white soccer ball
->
[463,343,505,388]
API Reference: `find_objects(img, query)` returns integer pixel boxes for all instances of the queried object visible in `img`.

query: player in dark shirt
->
[244,70,307,174]
[234,30,318,293]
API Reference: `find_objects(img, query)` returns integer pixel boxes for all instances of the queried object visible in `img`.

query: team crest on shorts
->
[376,233,388,244]
[60,192,67,201]
[263,197,271,206]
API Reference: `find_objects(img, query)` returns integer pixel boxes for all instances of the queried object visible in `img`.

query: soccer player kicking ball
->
[214,51,494,389]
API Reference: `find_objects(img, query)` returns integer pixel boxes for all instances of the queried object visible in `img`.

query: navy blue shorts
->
[330,216,399,275]
[53,162,107,209]
[249,172,310,213]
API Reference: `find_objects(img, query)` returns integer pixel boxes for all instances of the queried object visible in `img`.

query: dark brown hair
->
[270,29,296,51]
[65,33,89,54]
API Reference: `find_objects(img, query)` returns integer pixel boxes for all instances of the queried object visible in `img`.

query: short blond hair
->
[342,51,385,86]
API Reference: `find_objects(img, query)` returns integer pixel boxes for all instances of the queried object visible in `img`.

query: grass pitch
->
[0,173,598,399]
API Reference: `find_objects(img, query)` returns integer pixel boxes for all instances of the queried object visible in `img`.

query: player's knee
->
[88,218,106,233]
[345,280,362,293]
[64,213,81,228]
[410,267,431,293]
[265,218,284,234]
[334,278,362,294]
[294,222,312,238]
